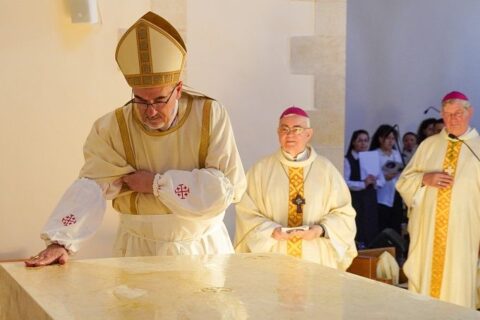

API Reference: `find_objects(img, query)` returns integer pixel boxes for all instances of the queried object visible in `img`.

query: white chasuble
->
[41,91,246,255]
[234,148,357,270]
[397,129,480,308]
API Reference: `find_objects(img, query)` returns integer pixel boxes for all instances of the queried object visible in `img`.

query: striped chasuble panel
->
[430,140,461,298]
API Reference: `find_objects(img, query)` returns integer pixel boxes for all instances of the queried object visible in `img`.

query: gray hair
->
[279,114,311,127]
[442,98,471,109]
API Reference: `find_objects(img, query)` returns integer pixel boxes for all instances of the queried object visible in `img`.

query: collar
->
[351,150,359,160]
[445,127,479,141]
[281,148,310,161]
[277,146,317,168]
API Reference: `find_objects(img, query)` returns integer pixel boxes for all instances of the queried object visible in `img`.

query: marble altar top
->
[1,253,478,319]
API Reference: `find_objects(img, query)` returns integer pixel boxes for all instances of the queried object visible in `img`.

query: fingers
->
[25,253,59,267]
[424,172,454,188]
[24,246,69,267]
[58,252,69,265]
[287,230,306,239]
[435,173,454,188]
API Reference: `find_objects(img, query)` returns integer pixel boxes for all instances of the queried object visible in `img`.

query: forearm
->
[153,168,234,220]
[40,178,106,253]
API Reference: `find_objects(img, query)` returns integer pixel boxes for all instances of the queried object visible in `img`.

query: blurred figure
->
[370,125,404,235]
[416,118,437,144]
[401,132,418,164]
[344,130,380,248]
[434,118,444,134]
[397,91,480,308]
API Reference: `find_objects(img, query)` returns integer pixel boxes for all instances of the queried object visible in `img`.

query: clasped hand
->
[272,225,323,241]
[122,170,155,193]
[364,174,377,187]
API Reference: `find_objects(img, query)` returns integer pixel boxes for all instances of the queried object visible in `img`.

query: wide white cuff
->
[156,168,234,220]
[40,178,106,253]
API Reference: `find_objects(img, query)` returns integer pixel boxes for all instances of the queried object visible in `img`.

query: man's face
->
[442,101,473,137]
[403,134,417,152]
[277,115,312,156]
[132,82,182,130]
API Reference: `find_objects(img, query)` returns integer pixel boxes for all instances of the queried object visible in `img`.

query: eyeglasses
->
[442,110,466,120]
[278,125,310,135]
[123,84,178,110]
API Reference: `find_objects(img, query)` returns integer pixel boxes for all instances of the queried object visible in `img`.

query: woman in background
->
[416,118,436,144]
[344,130,380,248]
[370,125,404,235]
[401,132,418,164]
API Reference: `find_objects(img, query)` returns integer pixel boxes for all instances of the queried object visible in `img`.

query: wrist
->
[48,242,69,254]
[318,224,326,238]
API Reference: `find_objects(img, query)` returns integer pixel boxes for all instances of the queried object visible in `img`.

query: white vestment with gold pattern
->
[396,128,480,309]
[234,148,357,270]
[41,92,246,256]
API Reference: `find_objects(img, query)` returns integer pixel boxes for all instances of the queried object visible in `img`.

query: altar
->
[1,253,478,319]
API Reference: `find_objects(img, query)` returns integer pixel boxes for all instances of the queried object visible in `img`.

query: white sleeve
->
[40,178,106,253]
[155,168,234,220]
[343,159,366,191]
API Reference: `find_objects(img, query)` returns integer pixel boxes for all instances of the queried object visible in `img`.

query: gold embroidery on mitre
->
[287,166,304,258]
[430,140,461,298]
[116,12,187,88]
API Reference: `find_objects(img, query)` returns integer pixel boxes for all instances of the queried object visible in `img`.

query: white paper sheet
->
[358,151,381,180]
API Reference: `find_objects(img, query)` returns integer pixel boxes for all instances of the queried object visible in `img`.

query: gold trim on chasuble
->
[287,166,304,258]
[430,140,461,298]
[198,99,212,168]
[113,97,211,215]
[115,107,139,214]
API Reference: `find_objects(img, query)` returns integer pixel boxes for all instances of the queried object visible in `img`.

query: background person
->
[401,131,418,164]
[416,118,437,144]
[344,130,380,248]
[370,124,404,235]
[396,91,480,308]
[235,106,357,270]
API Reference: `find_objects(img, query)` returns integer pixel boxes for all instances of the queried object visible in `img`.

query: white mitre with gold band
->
[115,11,187,88]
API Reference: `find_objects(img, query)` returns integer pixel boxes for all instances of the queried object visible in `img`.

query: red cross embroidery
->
[175,184,190,199]
[61,214,77,226]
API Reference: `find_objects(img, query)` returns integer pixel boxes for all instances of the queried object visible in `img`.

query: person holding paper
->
[396,91,480,308]
[234,106,357,270]
[344,130,382,247]
[370,124,404,235]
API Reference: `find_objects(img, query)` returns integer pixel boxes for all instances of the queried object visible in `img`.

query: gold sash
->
[430,140,461,298]
[287,166,304,258]
[113,97,212,214]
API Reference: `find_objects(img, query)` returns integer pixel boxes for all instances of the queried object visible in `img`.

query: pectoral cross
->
[292,194,306,213]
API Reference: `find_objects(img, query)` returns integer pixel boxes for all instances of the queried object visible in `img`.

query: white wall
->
[0,1,314,259]
[346,0,480,144]
[0,1,154,260]
[187,0,314,170]
[186,0,314,237]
